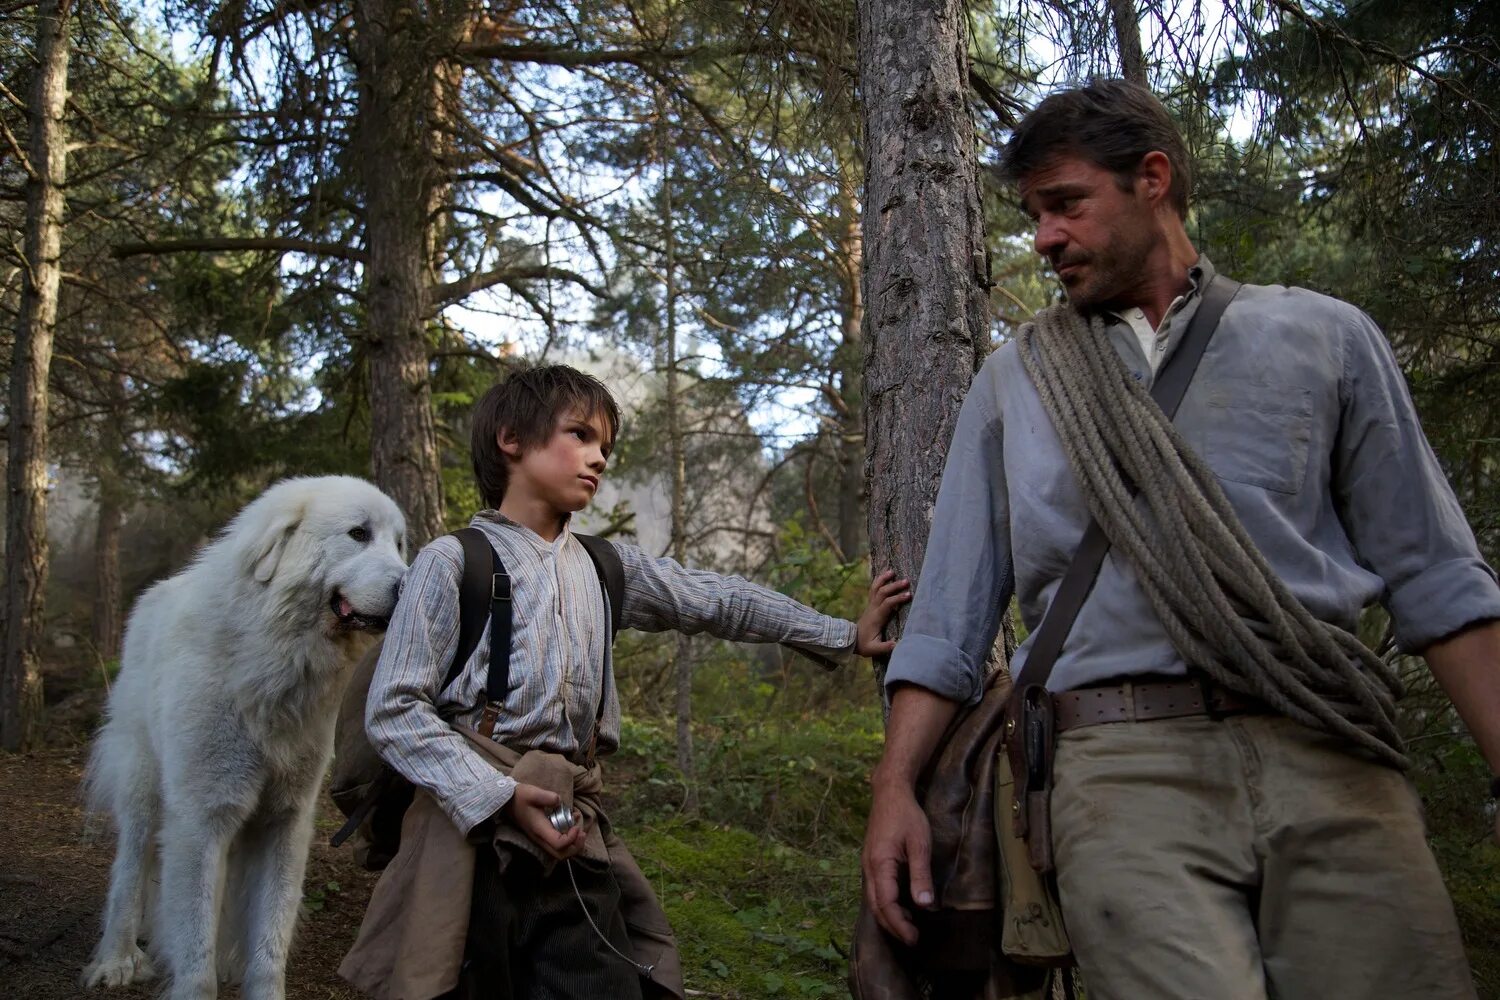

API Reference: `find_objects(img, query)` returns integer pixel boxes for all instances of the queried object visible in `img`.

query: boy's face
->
[499,407,613,516]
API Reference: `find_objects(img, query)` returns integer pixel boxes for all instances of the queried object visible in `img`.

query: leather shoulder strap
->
[574,532,625,640]
[444,527,495,694]
[1016,276,1242,689]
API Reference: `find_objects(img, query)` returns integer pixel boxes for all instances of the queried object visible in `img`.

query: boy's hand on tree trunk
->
[502,783,585,859]
[856,570,913,658]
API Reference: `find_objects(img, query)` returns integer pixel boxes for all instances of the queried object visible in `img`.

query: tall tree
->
[2,0,74,751]
[1110,0,1147,84]
[857,0,991,682]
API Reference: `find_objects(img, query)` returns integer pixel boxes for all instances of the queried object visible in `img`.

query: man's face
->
[504,408,613,515]
[1018,154,1156,312]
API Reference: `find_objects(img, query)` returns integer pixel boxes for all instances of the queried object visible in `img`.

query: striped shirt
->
[367,511,858,834]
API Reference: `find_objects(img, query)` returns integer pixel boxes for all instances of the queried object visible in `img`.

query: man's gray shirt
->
[886,257,1500,704]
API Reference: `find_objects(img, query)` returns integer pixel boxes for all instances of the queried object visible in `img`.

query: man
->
[861,79,1500,1000]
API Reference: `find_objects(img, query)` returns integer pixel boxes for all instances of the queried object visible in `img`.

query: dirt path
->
[0,747,380,999]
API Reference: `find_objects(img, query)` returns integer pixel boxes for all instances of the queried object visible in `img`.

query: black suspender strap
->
[1016,276,1242,689]
[476,541,512,740]
[574,533,623,764]
[447,527,495,694]
[462,529,624,746]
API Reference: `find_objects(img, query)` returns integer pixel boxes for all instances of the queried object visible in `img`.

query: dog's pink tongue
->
[338,596,354,617]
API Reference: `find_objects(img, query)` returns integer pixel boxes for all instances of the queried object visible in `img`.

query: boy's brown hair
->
[470,364,621,508]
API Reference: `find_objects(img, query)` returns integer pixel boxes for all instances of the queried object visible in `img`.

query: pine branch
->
[112,237,367,263]
[430,265,606,309]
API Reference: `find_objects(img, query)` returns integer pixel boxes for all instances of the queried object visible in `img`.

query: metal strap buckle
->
[1196,675,1229,720]
[491,572,512,601]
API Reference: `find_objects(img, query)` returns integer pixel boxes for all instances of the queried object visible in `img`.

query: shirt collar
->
[474,509,572,552]
[1103,255,1211,329]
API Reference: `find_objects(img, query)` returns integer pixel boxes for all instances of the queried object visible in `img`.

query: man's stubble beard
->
[1064,218,1155,315]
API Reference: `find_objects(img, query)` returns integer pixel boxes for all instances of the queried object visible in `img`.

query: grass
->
[608,707,884,997]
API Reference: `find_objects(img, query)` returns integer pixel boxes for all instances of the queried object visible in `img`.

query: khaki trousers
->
[1050,713,1477,1000]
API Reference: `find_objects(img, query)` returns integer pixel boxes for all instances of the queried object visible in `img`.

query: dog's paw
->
[81,947,156,988]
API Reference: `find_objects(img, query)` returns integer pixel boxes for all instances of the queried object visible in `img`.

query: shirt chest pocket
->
[1195,379,1314,495]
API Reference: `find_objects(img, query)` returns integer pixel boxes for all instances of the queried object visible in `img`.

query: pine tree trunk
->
[92,369,127,663]
[1110,0,1147,85]
[835,169,867,562]
[92,490,123,663]
[857,0,991,688]
[2,0,72,751]
[353,0,446,549]
[661,103,698,811]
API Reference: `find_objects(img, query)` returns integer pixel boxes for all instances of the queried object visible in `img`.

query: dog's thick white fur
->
[82,476,407,1000]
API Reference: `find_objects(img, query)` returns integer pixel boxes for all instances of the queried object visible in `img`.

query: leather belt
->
[1054,677,1266,733]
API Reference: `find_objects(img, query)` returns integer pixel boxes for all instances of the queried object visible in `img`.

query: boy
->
[343,365,909,1000]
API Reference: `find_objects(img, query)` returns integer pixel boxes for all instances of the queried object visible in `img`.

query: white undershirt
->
[1113,294,1192,375]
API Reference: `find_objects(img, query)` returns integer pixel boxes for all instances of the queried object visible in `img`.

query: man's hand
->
[856,570,912,658]
[502,783,585,859]
[862,777,935,946]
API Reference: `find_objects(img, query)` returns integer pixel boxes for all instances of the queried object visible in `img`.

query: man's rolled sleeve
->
[1334,309,1500,651]
[366,539,517,835]
[1385,557,1500,652]
[885,633,987,704]
[884,355,1015,706]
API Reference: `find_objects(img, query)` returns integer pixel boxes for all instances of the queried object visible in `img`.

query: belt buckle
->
[1196,675,1229,720]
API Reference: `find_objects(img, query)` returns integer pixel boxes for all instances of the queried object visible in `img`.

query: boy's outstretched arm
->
[612,543,908,662]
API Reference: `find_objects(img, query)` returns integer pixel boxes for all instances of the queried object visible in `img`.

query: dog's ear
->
[248,507,303,584]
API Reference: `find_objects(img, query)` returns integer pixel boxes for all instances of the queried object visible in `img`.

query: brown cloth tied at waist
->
[338,728,684,1000]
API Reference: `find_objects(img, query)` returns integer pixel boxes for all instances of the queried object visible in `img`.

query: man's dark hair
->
[470,364,621,508]
[1001,79,1192,219]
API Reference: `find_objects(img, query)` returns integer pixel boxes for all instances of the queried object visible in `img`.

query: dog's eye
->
[348,526,370,543]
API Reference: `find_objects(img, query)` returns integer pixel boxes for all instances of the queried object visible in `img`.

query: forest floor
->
[0,744,375,1000]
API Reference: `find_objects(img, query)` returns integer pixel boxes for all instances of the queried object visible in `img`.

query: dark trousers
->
[444,844,646,1000]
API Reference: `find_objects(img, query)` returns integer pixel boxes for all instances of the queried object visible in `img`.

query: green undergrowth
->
[622,818,856,998]
[608,708,885,997]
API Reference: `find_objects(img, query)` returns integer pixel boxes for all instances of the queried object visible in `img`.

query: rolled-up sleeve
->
[366,538,516,834]
[885,358,1014,705]
[1333,309,1500,651]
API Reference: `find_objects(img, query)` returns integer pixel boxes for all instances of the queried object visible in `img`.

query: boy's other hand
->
[856,570,913,658]
[502,782,585,860]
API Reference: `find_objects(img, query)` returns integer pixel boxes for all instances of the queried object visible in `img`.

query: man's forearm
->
[871,684,962,791]
[1422,618,1500,776]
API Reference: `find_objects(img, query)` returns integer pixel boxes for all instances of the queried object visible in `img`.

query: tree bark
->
[858,0,991,687]
[92,485,123,663]
[91,366,128,663]
[661,98,698,811]
[353,0,447,549]
[3,0,73,751]
[1109,0,1147,85]
[834,166,867,562]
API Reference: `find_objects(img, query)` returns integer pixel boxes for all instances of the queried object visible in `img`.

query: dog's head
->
[234,476,408,636]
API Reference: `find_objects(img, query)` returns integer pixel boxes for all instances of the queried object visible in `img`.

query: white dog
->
[82,475,407,1000]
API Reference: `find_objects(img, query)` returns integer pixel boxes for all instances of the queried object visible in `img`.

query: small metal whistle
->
[547,803,576,834]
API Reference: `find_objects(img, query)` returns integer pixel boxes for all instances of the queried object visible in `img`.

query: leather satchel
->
[849,668,1056,999]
